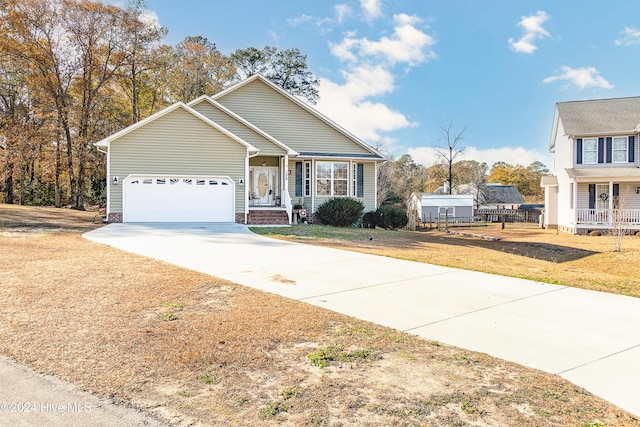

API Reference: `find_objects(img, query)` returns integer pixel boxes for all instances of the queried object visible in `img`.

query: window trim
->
[304,161,311,197]
[582,137,598,164]
[612,136,629,163]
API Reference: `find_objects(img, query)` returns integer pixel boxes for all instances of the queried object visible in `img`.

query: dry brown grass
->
[1,204,638,426]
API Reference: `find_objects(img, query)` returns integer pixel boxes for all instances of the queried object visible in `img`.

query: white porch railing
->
[283,190,293,224]
[576,209,640,224]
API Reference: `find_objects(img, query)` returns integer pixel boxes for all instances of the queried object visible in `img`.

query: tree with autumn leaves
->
[0,0,320,209]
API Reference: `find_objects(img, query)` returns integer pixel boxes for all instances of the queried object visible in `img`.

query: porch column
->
[609,180,614,225]
[283,154,288,204]
[572,180,578,224]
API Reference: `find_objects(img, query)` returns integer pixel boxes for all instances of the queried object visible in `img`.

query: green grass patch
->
[159,312,178,321]
[250,224,400,242]
[307,344,381,368]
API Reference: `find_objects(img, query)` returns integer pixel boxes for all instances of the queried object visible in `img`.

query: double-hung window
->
[316,162,348,196]
[583,138,597,164]
[613,137,628,163]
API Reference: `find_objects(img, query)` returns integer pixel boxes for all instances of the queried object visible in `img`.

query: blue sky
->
[140,0,640,169]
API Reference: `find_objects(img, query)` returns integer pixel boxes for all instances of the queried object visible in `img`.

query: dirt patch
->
[1,204,638,426]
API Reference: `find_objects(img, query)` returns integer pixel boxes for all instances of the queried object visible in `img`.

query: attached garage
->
[123,175,235,222]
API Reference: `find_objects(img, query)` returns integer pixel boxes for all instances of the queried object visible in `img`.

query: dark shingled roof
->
[557,96,640,136]
[477,184,525,205]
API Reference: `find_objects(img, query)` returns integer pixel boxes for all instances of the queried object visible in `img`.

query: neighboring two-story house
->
[542,96,640,234]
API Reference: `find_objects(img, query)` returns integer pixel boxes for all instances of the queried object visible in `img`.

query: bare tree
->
[434,121,468,194]
[610,187,631,252]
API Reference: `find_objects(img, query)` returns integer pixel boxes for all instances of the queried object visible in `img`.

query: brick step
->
[247,210,289,225]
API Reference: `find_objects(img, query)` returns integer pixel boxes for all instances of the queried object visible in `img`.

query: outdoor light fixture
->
[637,186,640,194]
[112,176,119,185]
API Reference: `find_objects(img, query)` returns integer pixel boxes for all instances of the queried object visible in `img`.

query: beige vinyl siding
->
[287,159,377,213]
[109,108,246,213]
[191,101,286,156]
[217,79,373,155]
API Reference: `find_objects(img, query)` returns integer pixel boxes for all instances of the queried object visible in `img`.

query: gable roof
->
[212,74,385,160]
[95,102,258,152]
[556,96,640,137]
[188,96,297,155]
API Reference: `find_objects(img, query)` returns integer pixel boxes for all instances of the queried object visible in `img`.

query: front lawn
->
[1,204,637,426]
[251,223,640,298]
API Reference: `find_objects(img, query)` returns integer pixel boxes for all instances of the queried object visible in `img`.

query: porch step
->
[247,210,289,225]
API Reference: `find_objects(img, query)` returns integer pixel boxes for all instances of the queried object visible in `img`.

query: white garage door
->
[123,175,235,222]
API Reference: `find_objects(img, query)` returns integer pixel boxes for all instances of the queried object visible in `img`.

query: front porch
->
[573,208,640,235]
[247,155,292,225]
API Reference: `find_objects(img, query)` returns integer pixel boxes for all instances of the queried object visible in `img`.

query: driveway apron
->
[83,223,640,416]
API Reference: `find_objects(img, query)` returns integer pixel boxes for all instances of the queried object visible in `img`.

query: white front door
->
[251,167,278,205]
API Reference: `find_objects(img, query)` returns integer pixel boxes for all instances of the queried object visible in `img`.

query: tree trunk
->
[4,160,14,204]
[55,139,61,207]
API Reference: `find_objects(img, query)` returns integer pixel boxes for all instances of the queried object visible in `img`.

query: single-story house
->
[95,75,385,224]
[407,192,474,229]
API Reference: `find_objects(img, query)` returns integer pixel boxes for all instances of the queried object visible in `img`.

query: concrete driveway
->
[84,223,640,416]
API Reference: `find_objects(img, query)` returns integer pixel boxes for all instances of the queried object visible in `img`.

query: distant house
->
[433,183,525,209]
[541,96,640,234]
[407,192,474,229]
[475,183,525,209]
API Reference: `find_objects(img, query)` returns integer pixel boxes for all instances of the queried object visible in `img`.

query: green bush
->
[362,211,377,228]
[375,206,408,230]
[315,197,365,227]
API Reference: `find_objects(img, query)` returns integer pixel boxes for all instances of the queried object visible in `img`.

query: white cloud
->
[333,14,436,66]
[615,27,640,46]
[360,0,383,21]
[334,4,351,24]
[407,146,552,170]
[508,11,550,54]
[288,6,353,33]
[360,14,436,65]
[543,66,613,90]
[316,69,416,142]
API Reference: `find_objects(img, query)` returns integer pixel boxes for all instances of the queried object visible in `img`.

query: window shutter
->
[576,139,583,164]
[613,183,620,208]
[295,162,302,197]
[588,184,595,209]
[605,137,612,163]
[598,138,604,163]
[629,136,635,163]
[357,163,364,197]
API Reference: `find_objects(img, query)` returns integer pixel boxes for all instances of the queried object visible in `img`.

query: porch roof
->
[296,152,385,160]
[565,167,640,179]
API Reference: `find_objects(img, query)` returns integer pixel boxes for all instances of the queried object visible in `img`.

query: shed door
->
[123,176,234,222]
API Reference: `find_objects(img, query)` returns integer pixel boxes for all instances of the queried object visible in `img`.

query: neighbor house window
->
[583,138,597,164]
[613,137,628,163]
[316,162,348,196]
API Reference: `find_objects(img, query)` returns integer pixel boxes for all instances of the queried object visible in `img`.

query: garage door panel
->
[124,176,234,222]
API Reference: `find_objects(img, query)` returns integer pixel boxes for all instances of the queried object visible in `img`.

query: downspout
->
[311,159,315,215]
